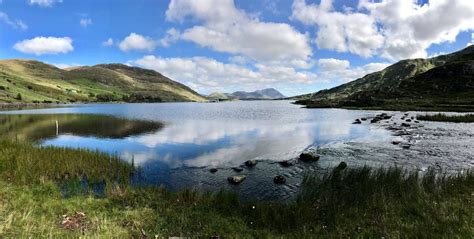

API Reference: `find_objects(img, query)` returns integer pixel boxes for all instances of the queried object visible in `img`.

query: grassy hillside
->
[294,46,474,111]
[0,59,206,103]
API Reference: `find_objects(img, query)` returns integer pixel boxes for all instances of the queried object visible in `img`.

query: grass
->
[0,140,472,237]
[417,113,474,123]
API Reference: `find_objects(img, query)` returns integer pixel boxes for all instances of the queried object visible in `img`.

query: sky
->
[1,0,473,96]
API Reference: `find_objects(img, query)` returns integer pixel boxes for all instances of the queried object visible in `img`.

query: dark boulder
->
[353,119,362,124]
[336,161,347,170]
[279,160,296,167]
[232,167,244,172]
[401,123,411,127]
[209,168,218,173]
[273,175,286,184]
[299,152,320,162]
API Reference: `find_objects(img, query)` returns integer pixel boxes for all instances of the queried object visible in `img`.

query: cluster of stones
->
[211,151,347,186]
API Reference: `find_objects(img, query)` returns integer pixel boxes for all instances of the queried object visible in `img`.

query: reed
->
[417,113,474,122]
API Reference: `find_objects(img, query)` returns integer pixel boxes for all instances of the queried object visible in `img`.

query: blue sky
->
[1,0,473,96]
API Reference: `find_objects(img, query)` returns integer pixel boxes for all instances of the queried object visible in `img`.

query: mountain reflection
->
[0,114,163,142]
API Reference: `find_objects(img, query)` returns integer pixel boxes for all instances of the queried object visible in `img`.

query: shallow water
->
[1,101,472,200]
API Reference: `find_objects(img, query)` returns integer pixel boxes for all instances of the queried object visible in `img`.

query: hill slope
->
[294,46,474,111]
[0,59,205,103]
[230,88,286,100]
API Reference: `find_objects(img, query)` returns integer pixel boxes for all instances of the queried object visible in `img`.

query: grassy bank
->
[417,113,474,123]
[0,140,472,237]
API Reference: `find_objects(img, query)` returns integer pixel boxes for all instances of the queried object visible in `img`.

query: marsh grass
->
[417,113,474,122]
[0,140,472,237]
[0,140,132,184]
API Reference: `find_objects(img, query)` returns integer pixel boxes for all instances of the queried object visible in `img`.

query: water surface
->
[1,101,472,200]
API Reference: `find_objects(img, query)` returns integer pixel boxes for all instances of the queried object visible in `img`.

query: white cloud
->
[118,33,157,52]
[317,58,389,83]
[79,18,92,27]
[0,12,28,30]
[292,0,474,60]
[468,33,474,46]
[318,58,350,71]
[29,0,62,7]
[166,0,312,66]
[132,55,317,93]
[13,36,73,55]
[159,28,180,47]
[102,38,114,46]
[292,0,384,58]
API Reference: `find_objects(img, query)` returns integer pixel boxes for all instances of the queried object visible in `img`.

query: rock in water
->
[299,152,320,162]
[336,161,347,170]
[279,160,296,167]
[232,167,244,172]
[228,175,247,184]
[401,123,411,127]
[353,119,362,124]
[245,160,257,167]
[273,175,286,184]
[209,168,218,173]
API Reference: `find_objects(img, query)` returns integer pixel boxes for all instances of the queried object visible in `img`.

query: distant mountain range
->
[0,59,206,103]
[208,88,286,100]
[293,45,474,111]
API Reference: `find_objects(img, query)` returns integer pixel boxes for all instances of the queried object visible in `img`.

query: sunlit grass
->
[0,142,472,238]
[417,113,474,122]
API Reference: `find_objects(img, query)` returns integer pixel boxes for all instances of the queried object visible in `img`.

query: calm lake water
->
[1,101,473,200]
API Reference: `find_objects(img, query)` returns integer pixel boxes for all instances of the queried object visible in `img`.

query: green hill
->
[0,59,206,103]
[294,46,474,111]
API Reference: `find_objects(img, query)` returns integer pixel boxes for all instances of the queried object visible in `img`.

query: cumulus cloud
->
[159,28,180,47]
[166,0,312,66]
[29,0,62,7]
[79,18,92,27]
[118,33,157,52]
[317,59,389,83]
[318,58,350,71]
[292,0,383,58]
[102,38,114,46]
[468,33,474,46]
[132,55,317,93]
[13,36,73,55]
[292,0,474,60]
[0,12,28,30]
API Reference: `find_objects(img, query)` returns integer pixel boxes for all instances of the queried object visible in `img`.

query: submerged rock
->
[401,123,411,127]
[273,175,286,184]
[279,160,296,167]
[361,117,367,121]
[406,119,412,122]
[245,160,257,167]
[299,152,320,162]
[232,167,244,172]
[336,161,347,170]
[228,175,247,184]
[209,168,218,173]
[353,119,362,124]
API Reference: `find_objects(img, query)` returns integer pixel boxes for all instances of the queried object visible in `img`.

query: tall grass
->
[0,140,472,237]
[417,113,474,122]
[0,140,132,184]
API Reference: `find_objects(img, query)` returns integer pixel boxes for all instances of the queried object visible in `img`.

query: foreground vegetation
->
[417,113,474,123]
[0,140,472,237]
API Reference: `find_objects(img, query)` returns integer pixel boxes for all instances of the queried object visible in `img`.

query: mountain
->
[229,88,286,100]
[294,46,474,111]
[0,59,206,103]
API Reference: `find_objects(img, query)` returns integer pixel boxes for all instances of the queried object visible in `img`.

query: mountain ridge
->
[209,88,286,100]
[0,59,205,103]
[293,45,474,111]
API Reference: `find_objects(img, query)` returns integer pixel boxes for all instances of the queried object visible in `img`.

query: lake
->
[1,101,472,200]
